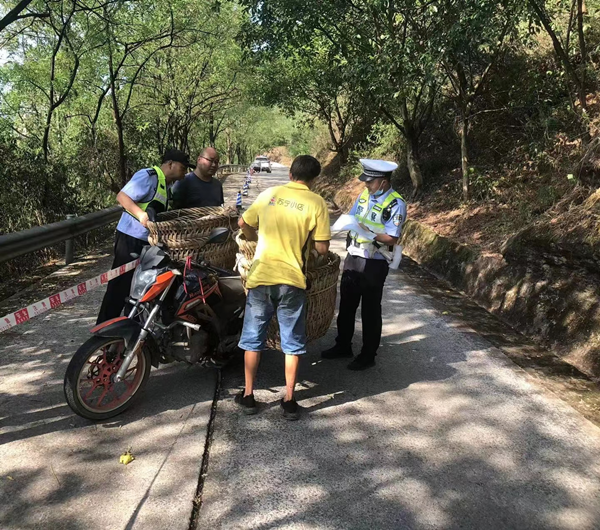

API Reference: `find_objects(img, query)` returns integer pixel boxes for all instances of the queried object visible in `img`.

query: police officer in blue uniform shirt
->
[96,149,193,324]
[322,159,407,370]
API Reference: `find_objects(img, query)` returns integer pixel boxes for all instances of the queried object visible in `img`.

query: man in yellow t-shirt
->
[236,155,331,420]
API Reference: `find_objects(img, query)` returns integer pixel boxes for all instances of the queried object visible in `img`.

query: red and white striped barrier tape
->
[0,259,139,334]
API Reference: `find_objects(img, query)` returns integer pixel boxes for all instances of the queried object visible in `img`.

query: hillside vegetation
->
[241,1,600,257]
[238,1,600,377]
[0,0,322,278]
[3,1,600,312]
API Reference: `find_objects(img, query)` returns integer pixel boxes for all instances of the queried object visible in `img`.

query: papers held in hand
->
[331,214,376,241]
[331,214,402,269]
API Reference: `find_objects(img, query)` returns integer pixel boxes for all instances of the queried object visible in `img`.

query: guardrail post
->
[65,214,77,265]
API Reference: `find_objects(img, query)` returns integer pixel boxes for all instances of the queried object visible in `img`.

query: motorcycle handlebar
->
[170,258,235,278]
[146,207,157,222]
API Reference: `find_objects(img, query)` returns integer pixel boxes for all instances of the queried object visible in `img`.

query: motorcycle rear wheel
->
[64,336,151,420]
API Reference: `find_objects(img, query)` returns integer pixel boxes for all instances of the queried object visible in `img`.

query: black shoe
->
[347,356,376,371]
[321,344,353,359]
[280,398,300,420]
[235,390,258,415]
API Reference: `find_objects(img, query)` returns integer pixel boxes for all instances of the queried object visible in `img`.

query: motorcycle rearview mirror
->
[206,227,229,245]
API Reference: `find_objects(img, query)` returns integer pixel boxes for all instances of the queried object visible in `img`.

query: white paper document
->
[331,214,376,240]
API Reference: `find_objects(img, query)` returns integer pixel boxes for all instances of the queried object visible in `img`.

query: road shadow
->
[0,293,218,530]
[202,272,600,529]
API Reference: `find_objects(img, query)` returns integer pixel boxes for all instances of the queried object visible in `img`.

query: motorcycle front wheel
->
[64,336,151,420]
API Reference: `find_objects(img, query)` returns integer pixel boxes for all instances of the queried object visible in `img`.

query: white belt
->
[348,239,378,258]
[352,241,376,251]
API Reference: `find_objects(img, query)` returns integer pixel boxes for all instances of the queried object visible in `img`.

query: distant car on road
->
[253,155,271,173]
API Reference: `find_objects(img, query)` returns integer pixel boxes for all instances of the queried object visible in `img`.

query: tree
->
[101,2,183,185]
[251,42,366,164]
[0,0,50,34]
[136,2,244,156]
[0,0,254,221]
[241,0,440,197]
[435,0,525,200]
[527,0,590,112]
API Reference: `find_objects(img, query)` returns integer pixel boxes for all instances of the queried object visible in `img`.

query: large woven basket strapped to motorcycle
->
[147,206,239,269]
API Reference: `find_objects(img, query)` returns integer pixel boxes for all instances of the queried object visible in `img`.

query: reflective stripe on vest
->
[125,166,168,220]
[350,188,404,244]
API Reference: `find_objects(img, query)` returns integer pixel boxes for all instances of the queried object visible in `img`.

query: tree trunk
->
[405,135,423,198]
[528,0,586,110]
[208,112,216,146]
[226,131,233,163]
[325,116,349,164]
[111,92,127,186]
[382,104,425,198]
[0,0,34,33]
[339,145,348,165]
[108,38,126,186]
[577,0,588,110]
[115,115,127,186]
[43,32,59,161]
[460,113,470,201]
[42,107,52,161]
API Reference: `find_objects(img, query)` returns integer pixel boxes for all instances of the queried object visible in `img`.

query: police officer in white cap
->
[322,159,407,370]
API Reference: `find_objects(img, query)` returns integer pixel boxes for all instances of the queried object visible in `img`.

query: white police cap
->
[359,158,398,182]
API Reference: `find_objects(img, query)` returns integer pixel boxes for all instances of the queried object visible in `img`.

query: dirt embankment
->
[404,186,600,380]
[326,165,600,380]
[401,218,600,379]
[266,146,294,167]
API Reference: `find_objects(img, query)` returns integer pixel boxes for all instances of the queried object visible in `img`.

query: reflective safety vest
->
[348,188,404,257]
[125,166,169,220]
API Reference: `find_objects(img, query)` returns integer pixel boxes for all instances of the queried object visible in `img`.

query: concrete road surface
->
[2,166,600,530]
[199,167,600,530]
[0,170,261,530]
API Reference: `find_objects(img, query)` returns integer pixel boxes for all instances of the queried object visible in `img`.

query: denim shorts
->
[238,284,307,355]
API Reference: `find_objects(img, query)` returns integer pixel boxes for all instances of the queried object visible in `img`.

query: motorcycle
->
[63,227,246,420]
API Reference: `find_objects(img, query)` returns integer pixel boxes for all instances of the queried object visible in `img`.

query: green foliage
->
[0,0,295,234]
[0,0,599,238]
[241,0,600,200]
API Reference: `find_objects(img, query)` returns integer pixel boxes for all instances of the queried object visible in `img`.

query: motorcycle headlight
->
[130,268,159,300]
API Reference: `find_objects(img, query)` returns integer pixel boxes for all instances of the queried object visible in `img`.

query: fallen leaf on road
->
[7,476,14,480]
[119,449,135,465]
[442,311,449,315]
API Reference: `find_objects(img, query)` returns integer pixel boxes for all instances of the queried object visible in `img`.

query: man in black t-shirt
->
[172,147,224,208]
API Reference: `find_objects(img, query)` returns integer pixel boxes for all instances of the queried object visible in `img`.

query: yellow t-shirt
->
[242,181,331,290]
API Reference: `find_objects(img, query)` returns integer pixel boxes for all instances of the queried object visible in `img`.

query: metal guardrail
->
[216,164,247,175]
[0,165,249,264]
[0,207,122,264]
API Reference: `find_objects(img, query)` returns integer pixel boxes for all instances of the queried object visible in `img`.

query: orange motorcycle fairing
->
[140,271,175,303]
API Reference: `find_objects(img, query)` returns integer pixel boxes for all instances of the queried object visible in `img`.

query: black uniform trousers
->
[96,230,146,324]
[335,254,389,359]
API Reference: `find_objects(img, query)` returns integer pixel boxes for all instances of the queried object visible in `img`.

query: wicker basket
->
[147,207,239,269]
[235,232,341,349]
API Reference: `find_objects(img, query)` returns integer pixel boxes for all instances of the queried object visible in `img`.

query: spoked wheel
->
[64,336,151,420]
